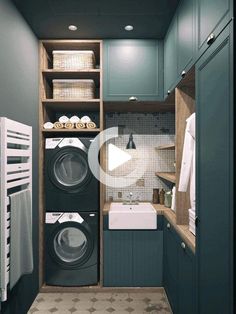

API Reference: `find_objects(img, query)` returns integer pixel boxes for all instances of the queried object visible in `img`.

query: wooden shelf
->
[42,128,100,133]
[156,144,175,150]
[42,99,100,111]
[42,69,100,86]
[155,172,176,183]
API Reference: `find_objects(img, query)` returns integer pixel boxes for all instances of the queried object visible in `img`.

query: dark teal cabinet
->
[163,219,178,313]
[103,230,163,287]
[196,0,233,57]
[177,0,195,76]
[196,24,233,314]
[163,218,196,314]
[103,231,133,287]
[164,0,195,97]
[164,16,177,97]
[133,231,163,286]
[178,242,196,314]
[103,40,163,101]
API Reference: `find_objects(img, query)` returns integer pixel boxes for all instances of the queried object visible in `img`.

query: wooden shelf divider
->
[155,172,176,183]
[155,144,175,150]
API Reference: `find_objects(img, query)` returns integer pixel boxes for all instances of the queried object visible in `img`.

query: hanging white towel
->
[178,113,196,210]
[9,189,33,289]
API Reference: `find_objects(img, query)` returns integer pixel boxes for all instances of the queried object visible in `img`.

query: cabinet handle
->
[181,70,186,78]
[167,223,171,229]
[167,90,171,95]
[181,242,186,250]
[129,96,138,102]
[207,33,215,45]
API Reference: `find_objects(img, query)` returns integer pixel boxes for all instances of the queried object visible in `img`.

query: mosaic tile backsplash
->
[105,112,175,202]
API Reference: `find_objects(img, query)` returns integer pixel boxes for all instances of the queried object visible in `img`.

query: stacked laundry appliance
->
[44,137,99,286]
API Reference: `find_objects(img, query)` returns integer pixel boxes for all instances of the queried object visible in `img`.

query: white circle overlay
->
[88,127,148,188]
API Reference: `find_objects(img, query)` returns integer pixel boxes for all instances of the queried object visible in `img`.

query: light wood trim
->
[155,144,175,150]
[39,39,103,290]
[42,99,101,103]
[155,172,176,183]
[99,41,104,287]
[42,69,100,86]
[42,128,100,133]
[175,86,195,225]
[40,285,164,293]
[38,42,45,289]
[42,69,100,73]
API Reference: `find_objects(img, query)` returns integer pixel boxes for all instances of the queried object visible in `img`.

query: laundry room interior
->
[0,0,234,314]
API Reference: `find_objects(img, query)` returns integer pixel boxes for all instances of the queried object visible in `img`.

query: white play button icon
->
[108,143,132,171]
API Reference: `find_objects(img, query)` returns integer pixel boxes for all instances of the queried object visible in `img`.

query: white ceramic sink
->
[109,202,157,230]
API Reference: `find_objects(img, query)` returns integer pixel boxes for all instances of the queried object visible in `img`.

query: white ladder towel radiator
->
[0,117,32,302]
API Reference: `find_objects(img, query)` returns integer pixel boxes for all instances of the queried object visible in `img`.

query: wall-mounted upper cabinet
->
[164,16,177,98]
[164,0,195,98]
[197,0,233,58]
[103,40,163,101]
[177,0,196,76]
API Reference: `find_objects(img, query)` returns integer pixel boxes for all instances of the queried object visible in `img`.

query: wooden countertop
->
[103,202,195,253]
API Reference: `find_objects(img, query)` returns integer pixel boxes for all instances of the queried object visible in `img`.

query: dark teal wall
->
[0,0,39,313]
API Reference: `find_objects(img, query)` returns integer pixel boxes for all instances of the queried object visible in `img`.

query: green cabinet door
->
[133,231,163,287]
[103,231,133,286]
[163,219,178,313]
[178,243,196,314]
[196,24,233,313]
[164,16,177,97]
[103,40,163,101]
[197,0,233,57]
[177,0,195,76]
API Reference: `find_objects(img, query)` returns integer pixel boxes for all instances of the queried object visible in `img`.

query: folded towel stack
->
[43,115,97,130]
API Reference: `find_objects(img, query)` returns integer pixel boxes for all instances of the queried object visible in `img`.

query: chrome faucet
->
[128,192,133,205]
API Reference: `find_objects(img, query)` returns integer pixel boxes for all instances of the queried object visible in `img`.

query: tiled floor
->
[28,291,172,314]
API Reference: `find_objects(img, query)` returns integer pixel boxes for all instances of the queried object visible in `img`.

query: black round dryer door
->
[48,147,92,192]
[49,221,94,268]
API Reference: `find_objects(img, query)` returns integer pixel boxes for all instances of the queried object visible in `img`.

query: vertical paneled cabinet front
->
[163,218,196,314]
[103,40,163,101]
[164,0,195,97]
[163,220,178,313]
[103,231,133,287]
[197,0,233,58]
[196,24,233,314]
[177,0,195,77]
[103,228,163,287]
[164,16,177,97]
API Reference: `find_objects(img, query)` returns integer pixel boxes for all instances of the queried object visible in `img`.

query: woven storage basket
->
[53,50,95,70]
[53,79,95,99]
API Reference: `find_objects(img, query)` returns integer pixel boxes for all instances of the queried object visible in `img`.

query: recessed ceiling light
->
[68,25,78,31]
[124,25,134,31]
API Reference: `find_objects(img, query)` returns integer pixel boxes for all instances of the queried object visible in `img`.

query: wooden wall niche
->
[175,68,195,225]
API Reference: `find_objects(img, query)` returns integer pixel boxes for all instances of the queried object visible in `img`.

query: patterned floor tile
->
[28,291,172,314]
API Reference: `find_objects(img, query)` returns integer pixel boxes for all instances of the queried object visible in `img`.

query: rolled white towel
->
[43,122,54,129]
[59,115,69,123]
[70,115,80,124]
[80,115,91,123]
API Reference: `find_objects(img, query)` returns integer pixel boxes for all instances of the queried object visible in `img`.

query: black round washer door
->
[49,147,91,192]
[52,224,93,266]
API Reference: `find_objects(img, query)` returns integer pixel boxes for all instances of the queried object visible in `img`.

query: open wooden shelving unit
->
[38,39,105,291]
